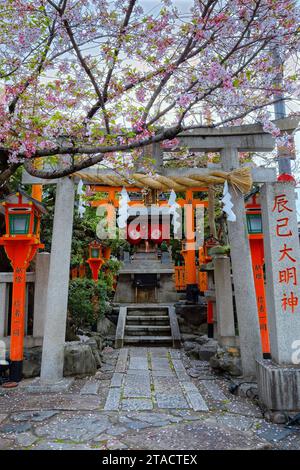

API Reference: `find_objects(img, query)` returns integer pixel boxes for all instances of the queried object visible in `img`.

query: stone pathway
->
[0,346,300,450]
[104,347,208,412]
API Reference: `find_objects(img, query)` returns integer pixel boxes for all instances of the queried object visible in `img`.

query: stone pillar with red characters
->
[257,182,300,416]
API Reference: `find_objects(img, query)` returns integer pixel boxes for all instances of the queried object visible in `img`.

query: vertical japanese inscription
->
[272,194,298,314]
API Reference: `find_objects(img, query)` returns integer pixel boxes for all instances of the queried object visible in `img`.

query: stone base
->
[23,377,74,393]
[257,359,300,411]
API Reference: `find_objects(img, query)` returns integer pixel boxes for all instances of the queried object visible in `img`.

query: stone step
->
[133,252,158,260]
[130,262,163,268]
[126,315,170,324]
[123,335,173,344]
[125,325,171,336]
[127,309,169,316]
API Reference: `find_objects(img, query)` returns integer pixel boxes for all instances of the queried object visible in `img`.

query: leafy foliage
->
[68,278,111,331]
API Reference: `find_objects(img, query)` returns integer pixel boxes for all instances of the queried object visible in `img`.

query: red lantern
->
[87,241,104,281]
[0,190,45,383]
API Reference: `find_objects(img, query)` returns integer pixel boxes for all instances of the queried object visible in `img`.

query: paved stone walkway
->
[0,347,300,450]
[104,347,208,412]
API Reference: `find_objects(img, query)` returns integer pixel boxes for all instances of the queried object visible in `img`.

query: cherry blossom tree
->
[0,0,299,187]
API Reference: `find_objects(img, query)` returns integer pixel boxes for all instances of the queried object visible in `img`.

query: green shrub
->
[68,278,111,331]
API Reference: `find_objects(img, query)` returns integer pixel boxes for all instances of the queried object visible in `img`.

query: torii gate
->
[22,117,299,390]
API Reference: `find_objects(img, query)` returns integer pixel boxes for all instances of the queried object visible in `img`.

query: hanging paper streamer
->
[118,187,130,229]
[221,181,236,222]
[168,189,181,236]
[77,179,86,218]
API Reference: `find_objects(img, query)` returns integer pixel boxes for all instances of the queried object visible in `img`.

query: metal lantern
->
[1,190,44,239]
[246,212,262,234]
[88,241,103,259]
[0,190,46,384]
[87,241,104,281]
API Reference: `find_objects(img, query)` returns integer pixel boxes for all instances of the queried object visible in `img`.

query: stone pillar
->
[213,255,236,347]
[40,178,75,385]
[0,282,7,338]
[260,182,300,363]
[257,182,300,412]
[221,148,262,377]
[33,252,50,339]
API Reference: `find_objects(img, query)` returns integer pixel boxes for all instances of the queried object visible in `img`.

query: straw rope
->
[74,166,252,194]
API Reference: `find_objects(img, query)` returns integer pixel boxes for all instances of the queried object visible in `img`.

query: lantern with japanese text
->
[0,190,46,383]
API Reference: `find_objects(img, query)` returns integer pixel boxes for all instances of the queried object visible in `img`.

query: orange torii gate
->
[89,184,209,298]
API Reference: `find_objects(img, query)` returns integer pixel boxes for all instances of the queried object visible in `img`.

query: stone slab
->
[180,381,199,393]
[128,356,148,370]
[181,382,209,411]
[215,414,256,432]
[186,392,209,412]
[109,425,128,436]
[15,432,39,447]
[80,381,100,395]
[127,369,150,376]
[129,347,149,356]
[168,306,181,348]
[115,348,128,373]
[126,412,182,425]
[115,307,127,348]
[152,370,175,377]
[35,415,110,441]
[118,417,150,431]
[123,374,151,398]
[33,440,93,450]
[121,419,270,450]
[104,388,122,411]
[11,411,58,422]
[23,377,74,393]
[110,373,124,387]
[150,348,170,357]
[0,422,32,434]
[227,399,262,418]
[156,395,190,409]
[256,424,295,443]
[172,359,190,380]
[202,380,228,401]
[121,399,153,411]
[151,357,171,371]
[153,377,182,394]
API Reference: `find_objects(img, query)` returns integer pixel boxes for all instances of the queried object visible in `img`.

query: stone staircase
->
[115,304,181,348]
[125,306,172,345]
